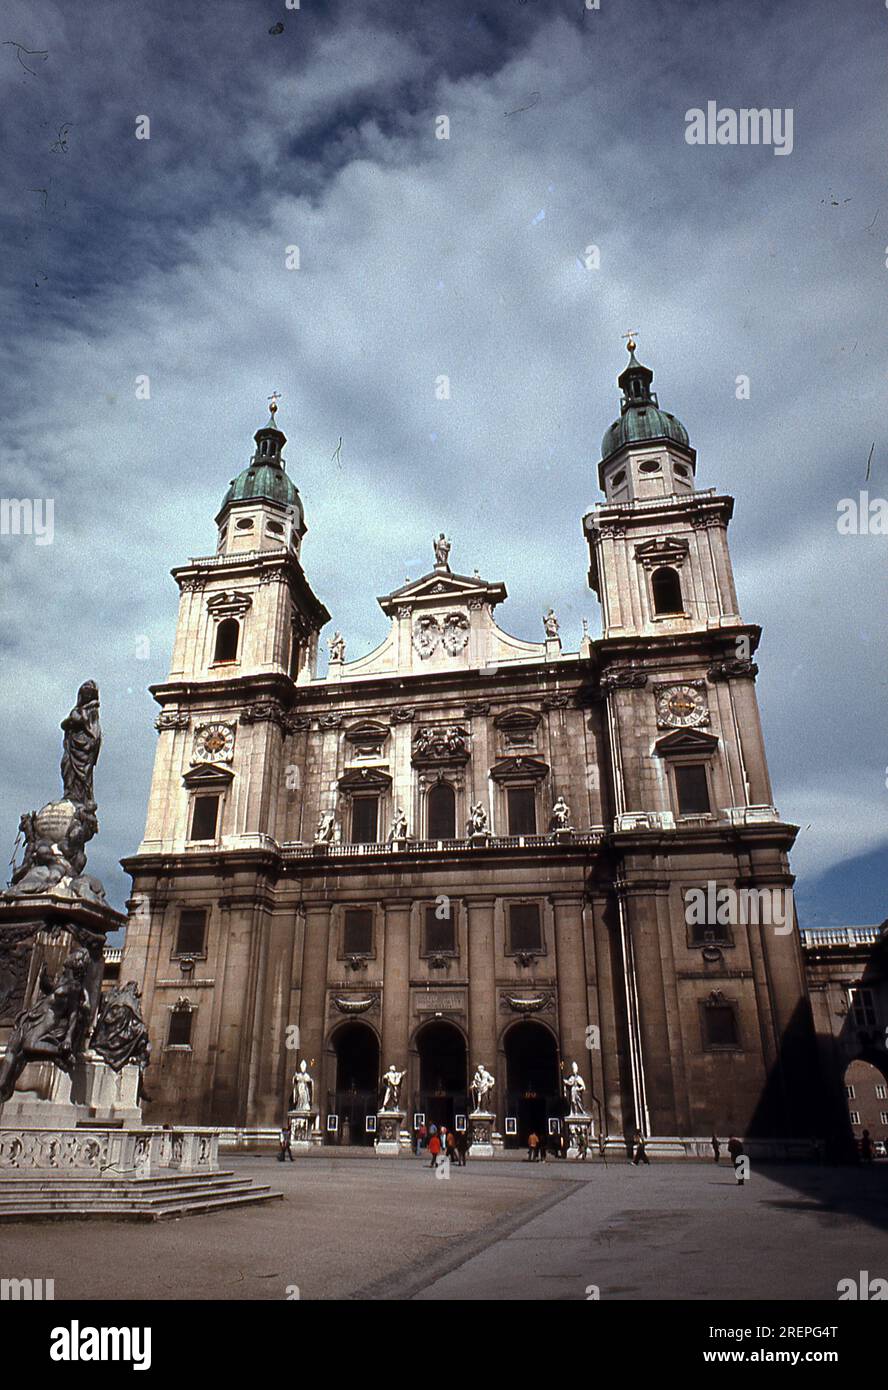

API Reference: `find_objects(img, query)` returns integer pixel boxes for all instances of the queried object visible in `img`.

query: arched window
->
[213,618,240,663]
[427,782,456,839]
[651,566,683,616]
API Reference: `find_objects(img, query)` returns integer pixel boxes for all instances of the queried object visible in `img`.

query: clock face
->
[657,684,708,729]
[194,722,235,763]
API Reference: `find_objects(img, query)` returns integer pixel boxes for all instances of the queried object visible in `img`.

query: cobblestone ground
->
[1,1155,885,1301]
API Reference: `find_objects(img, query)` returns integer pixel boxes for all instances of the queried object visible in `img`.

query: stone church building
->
[121,344,825,1149]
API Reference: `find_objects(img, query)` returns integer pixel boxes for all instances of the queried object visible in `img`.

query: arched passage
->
[331,1022,379,1146]
[504,1021,561,1147]
[416,1020,467,1135]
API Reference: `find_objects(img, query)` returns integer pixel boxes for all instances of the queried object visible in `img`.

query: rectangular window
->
[849,988,876,1027]
[703,1004,739,1048]
[877,1086,887,1101]
[343,908,373,956]
[351,796,379,844]
[674,764,711,815]
[167,1009,193,1047]
[509,902,543,953]
[688,891,732,946]
[507,786,537,835]
[424,903,456,954]
[846,1085,856,1100]
[175,909,207,956]
[190,794,219,841]
[849,1111,860,1126]
[881,1112,888,1126]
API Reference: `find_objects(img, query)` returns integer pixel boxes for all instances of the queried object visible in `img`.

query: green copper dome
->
[219,419,304,529]
[600,343,692,464]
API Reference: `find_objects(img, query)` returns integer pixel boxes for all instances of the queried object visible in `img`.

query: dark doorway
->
[332,1022,379,1146]
[504,1022,560,1147]
[427,782,456,839]
[416,1021,467,1135]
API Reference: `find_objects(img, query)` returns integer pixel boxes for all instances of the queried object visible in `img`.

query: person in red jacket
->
[427,1128,442,1168]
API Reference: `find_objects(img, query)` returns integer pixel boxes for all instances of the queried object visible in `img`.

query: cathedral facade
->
[120,346,824,1148]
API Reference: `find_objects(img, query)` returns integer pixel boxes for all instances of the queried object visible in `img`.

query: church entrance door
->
[504,1022,561,1148]
[332,1022,379,1146]
[416,1021,467,1136]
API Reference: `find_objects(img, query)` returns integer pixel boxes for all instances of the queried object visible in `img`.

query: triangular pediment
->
[653,728,719,756]
[378,568,506,615]
[634,535,689,569]
[489,756,550,783]
[182,762,235,788]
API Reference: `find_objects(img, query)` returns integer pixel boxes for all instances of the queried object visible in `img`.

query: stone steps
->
[0,1170,283,1221]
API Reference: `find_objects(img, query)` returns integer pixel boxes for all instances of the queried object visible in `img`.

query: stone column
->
[621,878,678,1135]
[550,893,590,1070]
[298,903,332,1104]
[381,900,412,1071]
[466,896,497,1118]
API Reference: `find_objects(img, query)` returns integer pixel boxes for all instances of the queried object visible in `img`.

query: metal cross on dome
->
[622,330,639,352]
[267,391,282,418]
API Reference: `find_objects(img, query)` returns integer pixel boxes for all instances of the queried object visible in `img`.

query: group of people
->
[416,1122,468,1167]
[528,1123,578,1156]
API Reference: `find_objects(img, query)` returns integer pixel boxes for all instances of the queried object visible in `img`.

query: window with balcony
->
[351,796,379,844]
[507,786,537,835]
[427,782,456,839]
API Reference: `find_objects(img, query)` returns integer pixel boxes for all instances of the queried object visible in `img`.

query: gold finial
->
[268,390,282,417]
[622,331,638,354]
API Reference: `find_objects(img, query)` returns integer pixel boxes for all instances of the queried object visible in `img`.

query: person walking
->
[577,1131,588,1162]
[445,1129,458,1166]
[711,1134,721,1164]
[727,1134,746,1184]
[527,1130,540,1162]
[427,1128,442,1169]
[861,1129,875,1164]
[278,1126,294,1163]
[455,1127,468,1166]
[631,1129,649,1165]
[416,1122,427,1157]
[539,1130,548,1163]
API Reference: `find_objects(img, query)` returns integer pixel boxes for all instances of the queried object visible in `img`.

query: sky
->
[0,0,885,926]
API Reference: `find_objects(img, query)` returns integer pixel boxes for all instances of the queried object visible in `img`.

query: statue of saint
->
[387,808,408,842]
[543,609,560,639]
[563,1060,588,1117]
[433,533,451,568]
[314,809,336,844]
[466,801,488,837]
[549,796,573,832]
[60,681,102,806]
[91,980,151,1072]
[381,1063,405,1111]
[0,947,92,1102]
[291,1059,314,1111]
[328,632,346,662]
[470,1062,495,1112]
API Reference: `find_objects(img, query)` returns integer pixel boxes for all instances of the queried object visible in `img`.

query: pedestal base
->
[0,1056,143,1130]
[565,1115,594,1157]
[288,1109,316,1152]
[468,1111,495,1158]
[375,1109,405,1156]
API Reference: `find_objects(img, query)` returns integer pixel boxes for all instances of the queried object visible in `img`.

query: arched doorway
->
[416,1021,467,1134]
[504,1022,561,1148]
[844,1058,888,1153]
[331,1022,379,1146]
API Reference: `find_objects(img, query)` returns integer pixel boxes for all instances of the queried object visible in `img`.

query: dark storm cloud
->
[0,0,884,922]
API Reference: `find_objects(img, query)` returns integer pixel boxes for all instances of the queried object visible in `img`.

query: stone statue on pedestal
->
[314,810,336,845]
[380,1063,404,1112]
[291,1059,314,1111]
[543,609,560,639]
[433,533,451,569]
[466,802,488,837]
[563,1061,588,1117]
[6,681,107,906]
[328,632,346,662]
[0,946,92,1102]
[387,808,408,843]
[470,1062,495,1113]
[549,796,573,832]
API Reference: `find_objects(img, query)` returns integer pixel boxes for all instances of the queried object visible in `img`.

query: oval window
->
[639,459,660,474]
[235,517,254,530]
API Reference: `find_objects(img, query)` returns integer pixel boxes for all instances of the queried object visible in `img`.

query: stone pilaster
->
[297,903,332,1101]
[381,900,411,1070]
[466,896,497,1117]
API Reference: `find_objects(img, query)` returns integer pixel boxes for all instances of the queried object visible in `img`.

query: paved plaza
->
[1,1155,886,1301]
